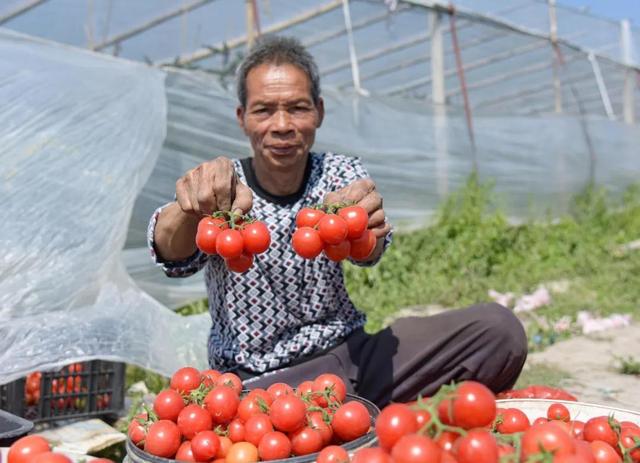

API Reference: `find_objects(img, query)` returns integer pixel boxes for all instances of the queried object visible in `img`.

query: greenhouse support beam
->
[0,0,48,25]
[430,11,445,105]
[341,0,364,94]
[621,20,636,124]
[450,8,475,149]
[306,4,410,49]
[91,0,216,51]
[548,0,563,113]
[588,53,615,120]
[157,0,343,65]
[522,82,626,116]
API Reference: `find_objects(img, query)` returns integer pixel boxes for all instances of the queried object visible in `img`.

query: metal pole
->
[0,0,48,25]
[621,19,635,124]
[548,0,562,113]
[450,8,475,150]
[588,53,615,120]
[341,0,364,95]
[430,11,445,105]
[246,0,255,49]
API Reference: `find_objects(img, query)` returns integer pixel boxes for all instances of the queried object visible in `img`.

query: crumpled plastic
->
[576,311,632,335]
[488,286,552,313]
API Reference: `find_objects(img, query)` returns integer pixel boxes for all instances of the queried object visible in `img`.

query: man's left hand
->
[324,178,391,240]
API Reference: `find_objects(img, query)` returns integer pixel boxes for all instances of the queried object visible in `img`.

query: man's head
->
[236,36,324,172]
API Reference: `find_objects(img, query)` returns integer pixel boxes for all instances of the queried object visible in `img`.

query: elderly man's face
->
[237,63,324,171]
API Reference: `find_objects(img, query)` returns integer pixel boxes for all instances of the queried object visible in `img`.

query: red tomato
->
[216,229,244,259]
[226,252,254,273]
[435,431,460,453]
[316,445,348,463]
[317,214,348,245]
[295,208,325,228]
[30,453,72,463]
[521,422,575,460]
[331,401,371,442]
[317,445,350,463]
[144,420,182,458]
[241,222,271,254]
[414,409,432,429]
[244,413,274,447]
[292,227,323,259]
[196,217,227,254]
[201,369,221,387]
[269,395,307,433]
[226,442,259,463]
[454,430,499,463]
[216,436,233,458]
[619,427,640,461]
[178,404,213,440]
[338,205,368,239]
[89,460,115,463]
[267,382,295,401]
[171,367,202,394]
[228,418,247,443]
[175,441,195,462]
[258,431,292,461]
[570,420,585,440]
[191,430,221,462]
[26,372,41,394]
[349,229,377,260]
[323,240,351,262]
[534,416,549,426]
[289,426,323,456]
[589,440,622,463]
[391,434,441,463]
[153,388,185,422]
[548,403,571,422]
[248,388,273,406]
[496,408,530,434]
[584,417,619,448]
[498,444,515,459]
[446,381,497,429]
[238,395,264,423]
[312,373,347,407]
[8,435,50,463]
[296,380,315,398]
[128,413,148,447]
[308,411,333,446]
[205,385,240,424]
[573,439,597,462]
[375,403,418,450]
[216,372,243,395]
[352,447,394,463]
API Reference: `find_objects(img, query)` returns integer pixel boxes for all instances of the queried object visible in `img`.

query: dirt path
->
[524,324,640,410]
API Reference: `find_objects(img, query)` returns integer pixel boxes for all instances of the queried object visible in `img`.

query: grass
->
[615,356,640,376]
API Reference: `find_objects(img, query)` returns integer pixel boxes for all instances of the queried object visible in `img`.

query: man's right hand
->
[154,157,253,262]
[176,157,253,216]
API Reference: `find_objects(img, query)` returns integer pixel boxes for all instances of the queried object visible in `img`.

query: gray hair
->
[236,36,321,108]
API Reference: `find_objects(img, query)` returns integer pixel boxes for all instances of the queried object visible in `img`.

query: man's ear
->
[316,97,325,128]
[236,105,246,132]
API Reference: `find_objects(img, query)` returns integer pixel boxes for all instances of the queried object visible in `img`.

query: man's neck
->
[252,155,308,196]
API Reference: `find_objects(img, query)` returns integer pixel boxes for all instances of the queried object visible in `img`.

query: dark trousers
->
[239,303,528,408]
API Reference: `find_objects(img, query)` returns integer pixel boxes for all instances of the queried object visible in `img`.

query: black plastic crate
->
[0,360,125,423]
[0,409,33,446]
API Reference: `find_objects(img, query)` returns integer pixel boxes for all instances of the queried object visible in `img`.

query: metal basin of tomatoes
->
[124,393,380,463]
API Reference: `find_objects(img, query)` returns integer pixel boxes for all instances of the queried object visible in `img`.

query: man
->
[149,36,527,407]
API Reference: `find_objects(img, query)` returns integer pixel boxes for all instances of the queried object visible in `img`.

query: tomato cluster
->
[7,435,114,463]
[343,381,640,463]
[292,205,376,261]
[23,363,111,412]
[195,212,271,273]
[128,367,373,462]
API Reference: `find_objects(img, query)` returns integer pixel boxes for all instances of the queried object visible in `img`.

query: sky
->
[559,0,640,26]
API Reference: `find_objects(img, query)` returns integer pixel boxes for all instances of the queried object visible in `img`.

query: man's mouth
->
[268,145,299,155]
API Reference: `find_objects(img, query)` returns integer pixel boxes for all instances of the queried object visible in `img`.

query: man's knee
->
[470,302,528,361]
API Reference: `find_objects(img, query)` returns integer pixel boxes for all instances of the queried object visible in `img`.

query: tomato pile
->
[127,367,373,462]
[345,381,640,463]
[23,363,110,412]
[292,205,376,261]
[7,435,114,463]
[195,212,271,273]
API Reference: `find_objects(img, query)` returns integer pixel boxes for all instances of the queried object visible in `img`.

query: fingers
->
[211,158,235,212]
[357,190,383,215]
[324,178,375,206]
[368,208,386,229]
[175,177,195,214]
[370,221,391,239]
[231,181,253,215]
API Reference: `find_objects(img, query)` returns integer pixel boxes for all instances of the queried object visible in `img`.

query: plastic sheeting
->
[0,30,208,384]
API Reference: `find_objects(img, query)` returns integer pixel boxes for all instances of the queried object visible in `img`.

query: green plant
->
[615,355,640,376]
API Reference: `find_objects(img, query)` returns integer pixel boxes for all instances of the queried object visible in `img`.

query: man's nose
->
[272,110,293,133]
